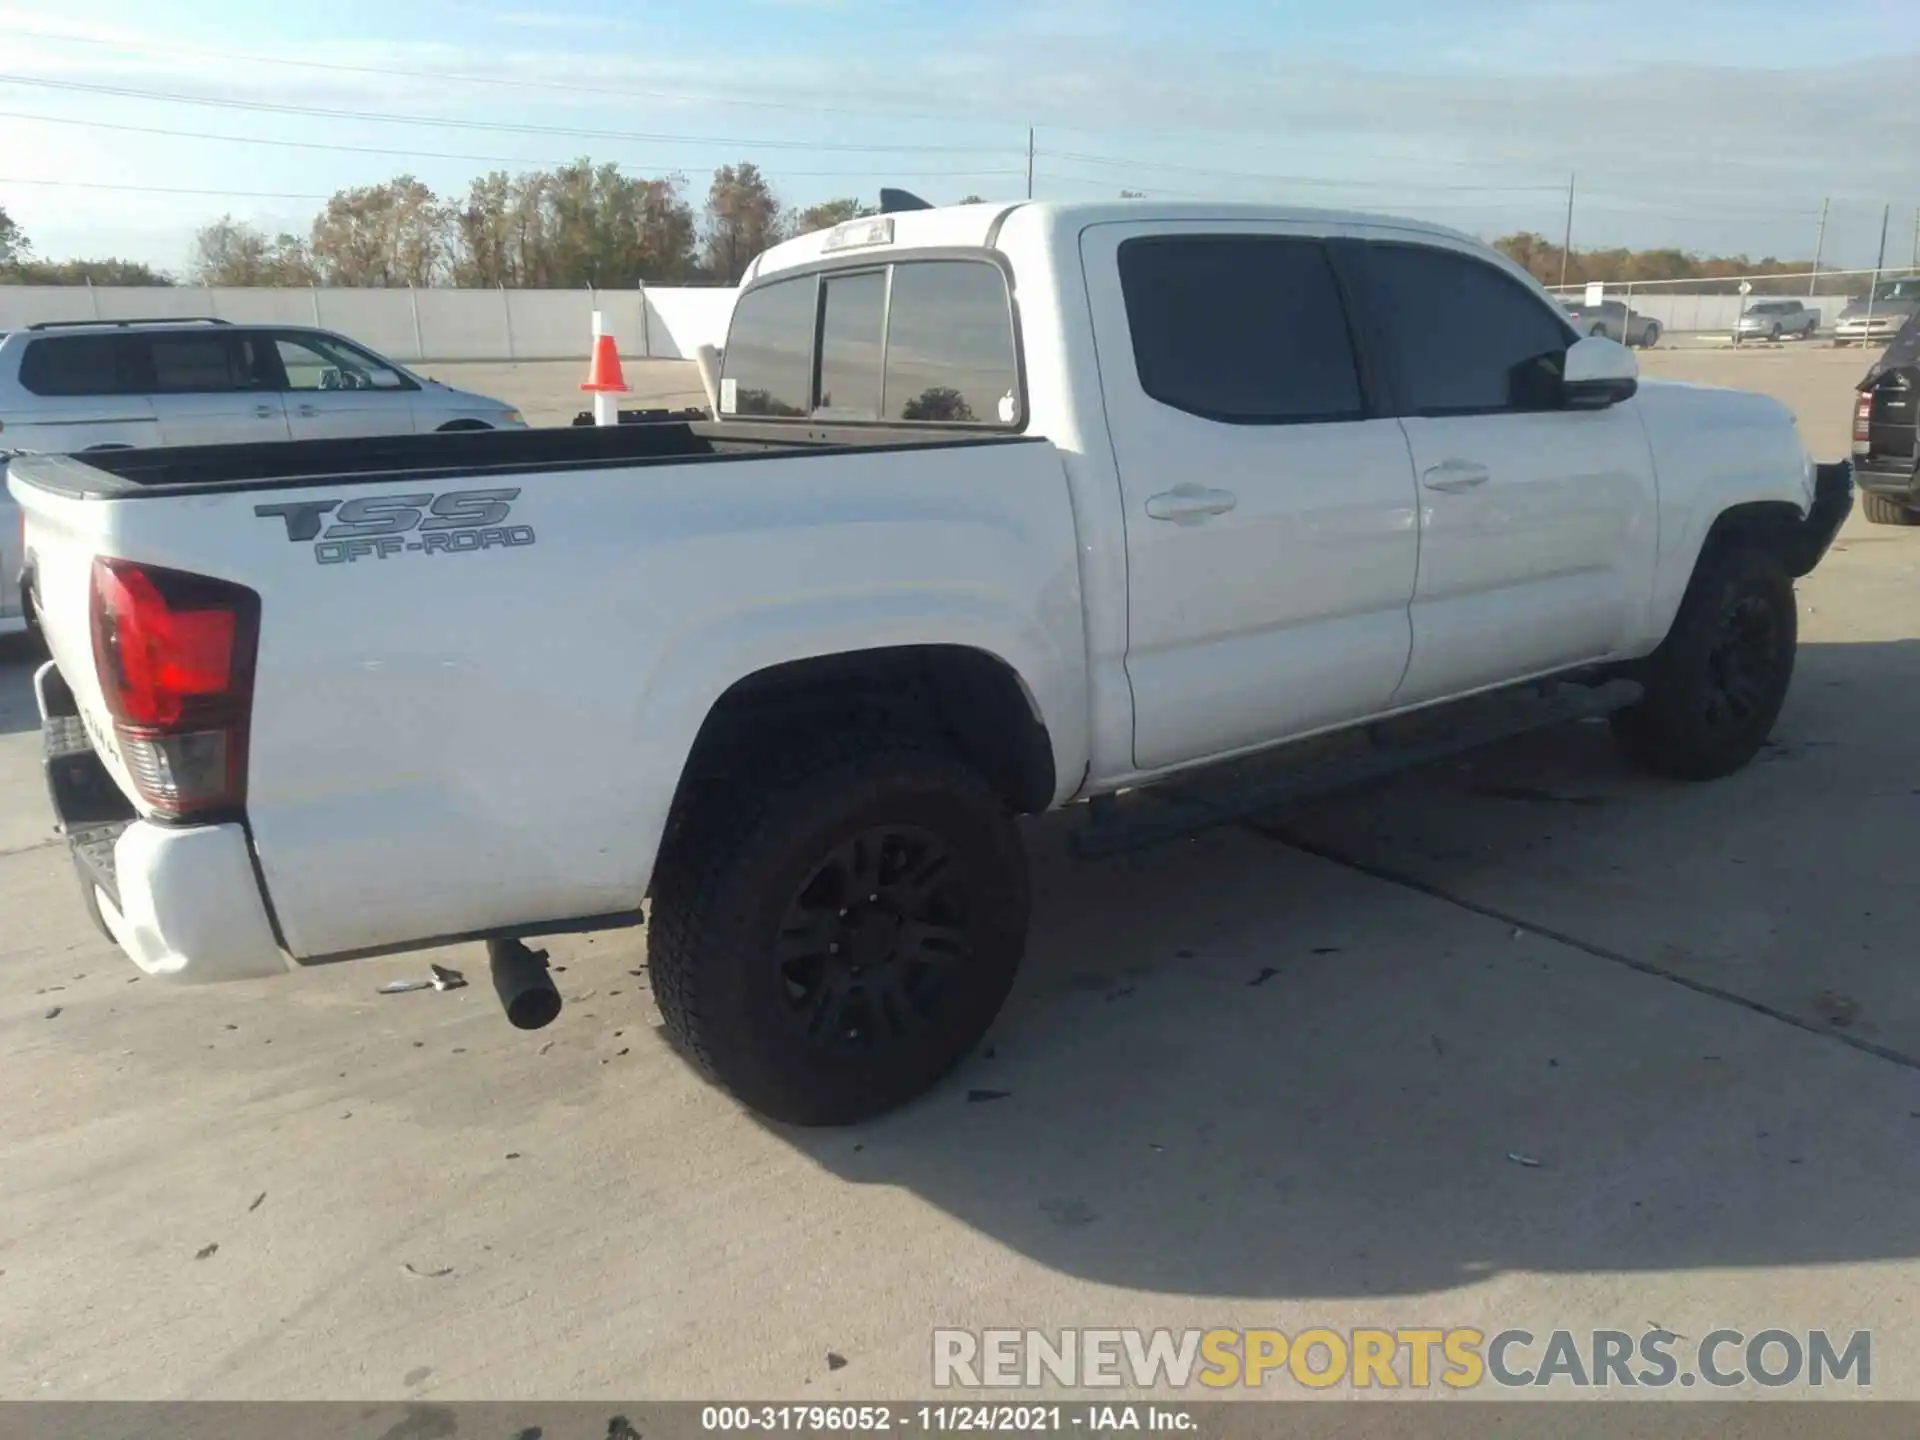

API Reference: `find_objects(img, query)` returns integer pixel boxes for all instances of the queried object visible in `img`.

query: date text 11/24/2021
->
[701,1405,1197,1432]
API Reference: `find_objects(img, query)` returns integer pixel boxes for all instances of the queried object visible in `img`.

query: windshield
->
[1869,276,1920,302]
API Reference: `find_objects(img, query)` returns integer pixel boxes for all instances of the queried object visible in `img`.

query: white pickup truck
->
[10,200,1853,1125]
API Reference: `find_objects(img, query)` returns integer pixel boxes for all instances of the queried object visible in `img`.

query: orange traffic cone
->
[580,332,629,393]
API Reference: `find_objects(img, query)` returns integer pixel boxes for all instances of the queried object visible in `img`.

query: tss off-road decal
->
[254,488,535,565]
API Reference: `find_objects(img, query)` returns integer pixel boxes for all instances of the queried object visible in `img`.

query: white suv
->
[0,318,525,453]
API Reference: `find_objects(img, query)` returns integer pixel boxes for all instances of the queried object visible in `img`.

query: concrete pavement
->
[3,344,1916,1403]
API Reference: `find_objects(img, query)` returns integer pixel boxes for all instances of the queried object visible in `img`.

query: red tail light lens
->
[1853,392,1873,451]
[90,558,260,818]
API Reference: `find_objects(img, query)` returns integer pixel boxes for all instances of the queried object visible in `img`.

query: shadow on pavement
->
[0,639,44,736]
[768,638,1920,1299]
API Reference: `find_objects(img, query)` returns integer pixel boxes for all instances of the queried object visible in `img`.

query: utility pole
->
[1911,206,1918,271]
[1808,197,1828,297]
[1868,203,1890,328]
[1558,173,1575,290]
[1025,127,1035,201]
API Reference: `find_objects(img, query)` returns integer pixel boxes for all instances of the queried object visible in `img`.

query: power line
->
[1037,147,1565,194]
[0,72,1007,155]
[0,172,1022,202]
[0,109,1026,180]
[1033,169,1555,212]
[0,176,336,201]
[0,23,1005,130]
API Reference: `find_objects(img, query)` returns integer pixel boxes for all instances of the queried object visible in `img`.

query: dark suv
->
[1854,309,1920,524]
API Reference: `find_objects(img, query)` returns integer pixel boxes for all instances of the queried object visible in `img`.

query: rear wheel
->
[1863,493,1920,526]
[1769,323,1783,342]
[1611,545,1797,781]
[649,728,1029,1125]
[1640,322,1661,348]
[1590,324,1608,339]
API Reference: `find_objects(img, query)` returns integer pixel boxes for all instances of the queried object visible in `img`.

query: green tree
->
[7,257,174,285]
[900,386,975,422]
[789,197,874,237]
[1493,231,1816,291]
[0,204,28,268]
[309,176,449,287]
[451,163,697,287]
[189,216,314,286]
[703,162,783,284]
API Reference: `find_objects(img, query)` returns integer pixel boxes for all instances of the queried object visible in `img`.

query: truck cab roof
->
[743,199,1484,285]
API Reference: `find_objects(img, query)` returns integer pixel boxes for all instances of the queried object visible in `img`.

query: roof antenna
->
[878,188,933,214]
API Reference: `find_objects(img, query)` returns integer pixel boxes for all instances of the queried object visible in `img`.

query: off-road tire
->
[1611,545,1797,780]
[649,728,1029,1125]
[1862,493,1919,526]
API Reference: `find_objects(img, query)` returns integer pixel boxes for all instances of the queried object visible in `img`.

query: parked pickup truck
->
[11,200,1853,1125]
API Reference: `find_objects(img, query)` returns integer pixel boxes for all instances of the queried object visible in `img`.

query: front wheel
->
[649,729,1029,1125]
[1611,546,1797,781]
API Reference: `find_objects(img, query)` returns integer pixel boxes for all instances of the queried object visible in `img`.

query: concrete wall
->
[0,285,737,362]
[5,280,1849,354]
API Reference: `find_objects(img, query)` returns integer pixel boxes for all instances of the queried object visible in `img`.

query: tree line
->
[0,175,1878,292]
[0,161,989,290]
[1491,232,1857,294]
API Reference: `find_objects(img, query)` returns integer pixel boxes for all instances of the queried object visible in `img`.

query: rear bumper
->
[35,661,291,983]
[1856,461,1918,500]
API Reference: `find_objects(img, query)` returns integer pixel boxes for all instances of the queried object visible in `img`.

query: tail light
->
[1853,392,1874,453]
[90,557,260,819]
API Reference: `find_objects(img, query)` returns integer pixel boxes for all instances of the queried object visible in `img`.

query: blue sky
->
[1,0,1915,274]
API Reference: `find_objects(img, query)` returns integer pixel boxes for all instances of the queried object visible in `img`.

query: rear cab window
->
[720,257,1021,427]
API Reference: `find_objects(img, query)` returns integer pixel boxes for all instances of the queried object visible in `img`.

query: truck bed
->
[10,414,1084,967]
[12,417,1043,499]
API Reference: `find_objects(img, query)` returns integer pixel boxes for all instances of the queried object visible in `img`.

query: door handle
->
[1145,485,1238,523]
[296,405,319,418]
[254,404,278,420]
[1421,460,1491,492]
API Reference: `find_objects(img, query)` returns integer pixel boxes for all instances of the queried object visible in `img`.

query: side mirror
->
[1562,335,1638,409]
[366,367,404,390]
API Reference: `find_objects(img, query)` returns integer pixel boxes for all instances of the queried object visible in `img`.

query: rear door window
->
[17,334,145,396]
[143,333,252,393]
[1116,234,1366,424]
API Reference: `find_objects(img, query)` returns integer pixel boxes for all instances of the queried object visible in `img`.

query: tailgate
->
[1,461,19,625]
[1868,371,1917,465]
[8,453,155,808]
